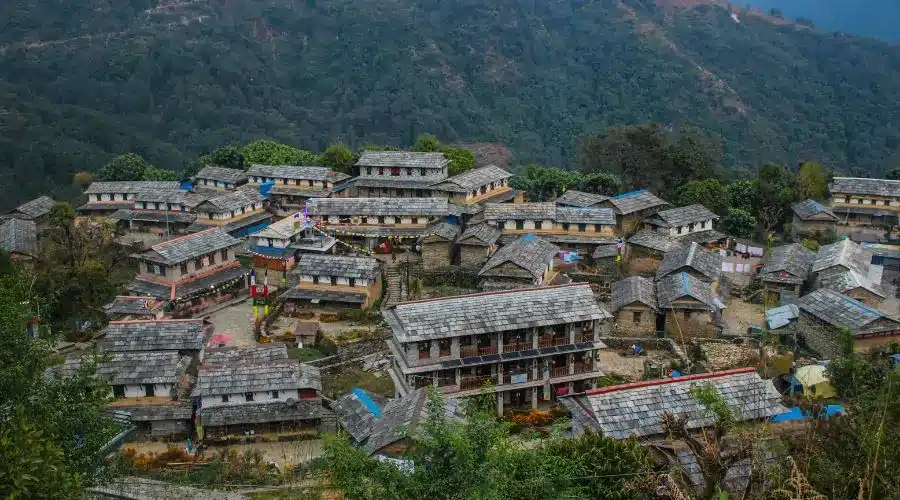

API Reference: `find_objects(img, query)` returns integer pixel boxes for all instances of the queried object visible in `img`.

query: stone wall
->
[459,244,491,269]
[664,309,722,339]
[421,241,453,268]
[613,305,657,337]
[798,314,842,358]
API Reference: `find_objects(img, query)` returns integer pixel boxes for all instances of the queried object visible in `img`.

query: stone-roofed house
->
[478,233,560,291]
[128,228,248,314]
[189,186,271,238]
[2,195,56,228]
[559,367,787,438]
[456,223,502,268]
[282,254,384,309]
[625,230,684,272]
[54,351,195,439]
[795,288,900,357]
[598,190,670,234]
[811,239,879,281]
[656,242,723,284]
[555,190,610,208]
[246,164,351,216]
[791,199,839,239]
[758,244,816,305]
[347,151,449,199]
[192,166,249,191]
[657,272,723,338]
[430,165,520,206]
[247,212,337,282]
[813,269,889,307]
[194,357,323,438]
[610,276,659,337]
[107,189,197,238]
[204,344,289,365]
[384,283,612,415]
[332,388,389,445]
[363,387,463,456]
[829,177,900,240]
[0,218,38,260]
[80,181,183,216]
[101,319,206,357]
[420,221,461,268]
[484,202,617,253]
[103,296,165,320]
[642,204,719,239]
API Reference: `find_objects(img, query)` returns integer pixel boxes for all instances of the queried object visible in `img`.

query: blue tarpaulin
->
[771,405,845,423]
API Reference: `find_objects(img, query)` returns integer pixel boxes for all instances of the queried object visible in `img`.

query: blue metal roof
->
[352,388,383,418]
[613,189,647,199]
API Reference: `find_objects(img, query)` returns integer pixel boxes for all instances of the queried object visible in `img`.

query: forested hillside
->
[2,0,900,206]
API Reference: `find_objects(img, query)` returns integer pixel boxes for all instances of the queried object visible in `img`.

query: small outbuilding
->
[610,276,659,337]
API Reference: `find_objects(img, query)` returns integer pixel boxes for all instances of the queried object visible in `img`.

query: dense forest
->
[2,0,900,206]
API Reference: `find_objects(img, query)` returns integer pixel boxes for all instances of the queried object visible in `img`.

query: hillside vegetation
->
[2,0,900,205]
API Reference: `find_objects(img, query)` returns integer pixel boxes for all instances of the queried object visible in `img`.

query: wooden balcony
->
[572,362,593,375]
[549,366,570,379]
[461,345,498,358]
[437,377,457,388]
[578,332,595,343]
[501,341,530,353]
[460,375,493,391]
[537,337,569,349]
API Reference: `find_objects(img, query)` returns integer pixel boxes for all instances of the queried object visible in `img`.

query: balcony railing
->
[502,341,530,353]
[538,337,569,349]
[437,377,457,387]
[549,366,570,379]
[460,375,493,391]
[503,371,534,385]
[578,332,595,343]
[573,362,593,375]
[461,345,498,358]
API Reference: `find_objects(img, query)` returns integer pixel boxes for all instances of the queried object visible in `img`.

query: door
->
[144,384,155,397]
[655,313,666,337]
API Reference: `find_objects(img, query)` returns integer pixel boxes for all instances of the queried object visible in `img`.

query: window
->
[885,200,890,206]
[562,223,570,231]
[420,168,426,176]
[271,390,280,399]
[331,276,337,285]
[308,180,314,187]
[94,194,101,202]
[180,263,188,275]
[221,395,229,403]
[407,168,412,176]
[858,199,863,204]
[688,223,695,232]
[594,224,604,232]
[416,189,423,196]
[535,221,542,230]
[844,196,851,203]
[516,220,524,230]
[677,226,684,234]
[209,253,216,265]
[418,342,431,359]
[412,217,419,224]
[245,392,254,402]
[578,223,587,232]
[299,389,318,400]
[155,264,165,276]
[438,339,451,356]
[144,384,155,397]
[391,167,401,176]
[632,311,642,324]
[379,167,385,175]
[113,385,125,398]
[313,275,320,284]
[194,258,203,270]
[349,278,356,287]
[378,216,385,224]
[367,167,372,175]
[683,311,692,320]
[220,249,228,261]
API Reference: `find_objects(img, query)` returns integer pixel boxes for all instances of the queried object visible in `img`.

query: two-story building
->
[796,288,900,358]
[758,243,816,305]
[1,195,56,230]
[188,186,271,237]
[108,189,197,238]
[100,319,206,358]
[555,190,610,208]
[192,166,249,192]
[642,204,719,239]
[282,254,384,310]
[483,203,617,254]
[194,352,322,439]
[791,199,839,240]
[247,164,351,216]
[598,190,669,234]
[656,272,723,338]
[344,151,449,198]
[478,233,560,291]
[828,177,900,241]
[247,212,337,280]
[128,228,248,315]
[78,181,184,216]
[656,242,723,284]
[384,283,612,416]
[431,164,524,207]
[305,197,449,250]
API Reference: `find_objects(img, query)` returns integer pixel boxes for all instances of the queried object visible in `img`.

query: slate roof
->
[86,476,249,500]
[306,197,448,217]
[611,276,657,312]
[129,265,248,301]
[384,283,611,342]
[560,368,787,439]
[132,190,188,204]
[811,239,873,277]
[759,244,816,285]
[107,209,197,224]
[293,254,382,280]
[830,177,900,197]
[85,181,181,194]
[456,224,503,247]
[103,296,156,318]
[478,234,560,280]
[247,164,351,183]
[627,231,684,253]
[4,195,55,220]
[101,319,205,352]
[0,218,37,256]
[792,199,839,221]
[204,345,289,365]
[656,242,723,282]
[113,403,194,422]
[363,387,463,454]
[356,151,449,169]
[555,190,610,208]
[56,351,190,386]
[423,221,460,242]
[675,444,778,494]
[555,206,617,225]
[605,190,669,215]
[483,202,557,221]
[439,165,512,191]
[194,188,264,214]
[193,166,248,184]
[333,388,389,443]
[133,228,241,265]
[656,272,714,310]
[814,270,887,299]
[200,400,321,426]
[592,243,620,259]
[644,204,719,228]
[796,288,900,334]
[350,178,441,190]
[194,359,321,396]
[281,288,369,304]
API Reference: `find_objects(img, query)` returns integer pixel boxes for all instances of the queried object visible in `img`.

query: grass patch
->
[287,345,335,363]
[322,366,395,399]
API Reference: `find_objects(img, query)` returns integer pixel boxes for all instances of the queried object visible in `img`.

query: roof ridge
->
[391,282,590,307]
[151,227,219,250]
[582,367,757,395]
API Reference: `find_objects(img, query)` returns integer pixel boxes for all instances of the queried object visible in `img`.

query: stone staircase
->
[384,266,407,306]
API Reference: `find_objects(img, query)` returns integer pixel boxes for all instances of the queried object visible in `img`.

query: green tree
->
[576,172,622,196]
[580,124,668,191]
[510,166,583,201]
[661,128,723,194]
[413,134,441,152]
[240,140,321,166]
[756,163,798,235]
[675,178,728,216]
[97,153,151,181]
[321,143,358,175]
[141,165,179,181]
[725,179,759,213]
[722,208,757,238]
[442,147,476,176]
[885,168,900,180]
[796,161,829,200]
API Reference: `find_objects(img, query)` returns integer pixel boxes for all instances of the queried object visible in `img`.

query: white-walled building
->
[642,204,719,238]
